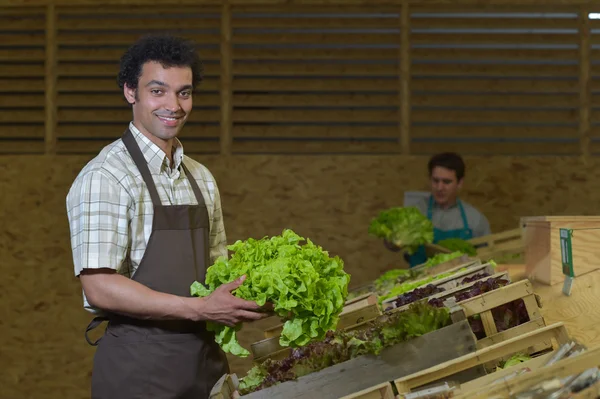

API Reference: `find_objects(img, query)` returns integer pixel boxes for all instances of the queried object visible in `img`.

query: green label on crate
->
[560,228,575,277]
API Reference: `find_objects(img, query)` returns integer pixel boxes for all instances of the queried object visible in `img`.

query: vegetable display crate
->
[454,340,600,398]
[259,292,379,335]
[521,215,600,285]
[392,322,571,398]
[413,254,479,276]
[338,382,396,399]
[468,227,524,263]
[216,318,483,399]
[452,279,548,353]
[380,261,498,310]
[253,293,382,362]
[383,269,511,314]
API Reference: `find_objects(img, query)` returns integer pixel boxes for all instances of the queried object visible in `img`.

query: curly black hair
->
[117,34,203,92]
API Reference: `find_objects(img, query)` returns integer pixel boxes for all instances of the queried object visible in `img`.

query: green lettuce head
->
[191,229,350,357]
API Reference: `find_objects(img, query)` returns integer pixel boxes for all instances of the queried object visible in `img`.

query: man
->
[66,34,268,399]
[386,152,491,267]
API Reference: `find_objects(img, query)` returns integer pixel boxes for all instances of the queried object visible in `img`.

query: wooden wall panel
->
[230,6,402,154]
[0,7,46,153]
[0,4,596,156]
[2,154,600,398]
[53,5,222,154]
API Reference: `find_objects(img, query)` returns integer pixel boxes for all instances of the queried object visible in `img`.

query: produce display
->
[436,238,477,256]
[368,207,434,254]
[421,251,465,268]
[496,352,532,370]
[427,276,529,339]
[190,229,350,357]
[378,268,466,304]
[238,302,451,395]
[390,284,446,308]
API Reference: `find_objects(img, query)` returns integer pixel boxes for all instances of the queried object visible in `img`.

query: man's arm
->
[66,170,266,327]
[80,270,266,327]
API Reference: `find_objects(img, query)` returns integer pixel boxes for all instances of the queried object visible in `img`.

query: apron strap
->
[181,162,206,208]
[85,316,109,346]
[457,200,470,229]
[122,129,162,207]
[426,195,434,220]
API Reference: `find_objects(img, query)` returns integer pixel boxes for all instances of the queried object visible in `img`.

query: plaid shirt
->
[66,122,228,313]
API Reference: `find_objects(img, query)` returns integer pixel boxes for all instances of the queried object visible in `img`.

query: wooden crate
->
[468,227,524,262]
[393,322,571,398]
[455,344,600,399]
[228,319,482,399]
[454,279,548,352]
[412,254,479,276]
[383,269,510,313]
[338,382,396,399]
[521,215,600,285]
[380,261,498,310]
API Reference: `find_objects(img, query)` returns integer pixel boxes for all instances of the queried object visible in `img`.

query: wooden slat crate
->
[456,344,600,399]
[453,279,548,352]
[521,215,600,285]
[222,319,482,399]
[468,227,524,263]
[380,261,498,309]
[338,382,396,399]
[382,269,510,313]
[393,322,571,398]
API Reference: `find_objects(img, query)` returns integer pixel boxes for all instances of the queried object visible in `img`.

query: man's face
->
[430,166,462,207]
[124,61,193,149]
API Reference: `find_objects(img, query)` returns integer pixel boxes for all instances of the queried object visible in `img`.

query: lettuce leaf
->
[190,229,350,357]
[368,207,434,254]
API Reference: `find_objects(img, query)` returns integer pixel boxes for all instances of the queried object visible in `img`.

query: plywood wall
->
[1,153,599,398]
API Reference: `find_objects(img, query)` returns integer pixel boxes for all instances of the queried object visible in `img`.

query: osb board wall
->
[1,154,598,398]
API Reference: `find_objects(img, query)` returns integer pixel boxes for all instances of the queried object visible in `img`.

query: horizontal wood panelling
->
[234,93,398,107]
[0,94,45,107]
[233,110,399,123]
[0,78,45,93]
[52,6,221,151]
[0,64,45,77]
[0,140,45,154]
[56,78,221,92]
[0,110,46,123]
[0,125,45,138]
[231,139,399,154]
[57,109,220,123]
[412,93,578,108]
[412,109,577,124]
[233,125,399,138]
[57,48,221,62]
[0,4,593,155]
[411,140,580,155]
[56,138,220,154]
[57,93,220,107]
[412,125,578,139]
[0,49,45,61]
[56,124,220,138]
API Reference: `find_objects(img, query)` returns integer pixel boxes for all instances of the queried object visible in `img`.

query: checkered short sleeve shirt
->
[66,123,228,313]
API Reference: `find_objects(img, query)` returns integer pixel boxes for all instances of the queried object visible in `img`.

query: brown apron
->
[84,128,229,399]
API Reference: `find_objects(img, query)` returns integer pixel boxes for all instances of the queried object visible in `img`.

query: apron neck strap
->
[457,199,470,229]
[181,163,206,207]
[122,129,162,206]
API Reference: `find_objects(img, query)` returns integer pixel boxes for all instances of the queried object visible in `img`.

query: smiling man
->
[386,152,491,267]
[65,35,269,398]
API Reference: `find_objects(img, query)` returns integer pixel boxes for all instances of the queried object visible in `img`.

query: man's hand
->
[189,275,272,327]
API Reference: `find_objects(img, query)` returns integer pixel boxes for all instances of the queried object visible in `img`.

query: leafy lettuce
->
[368,207,433,254]
[190,229,350,357]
